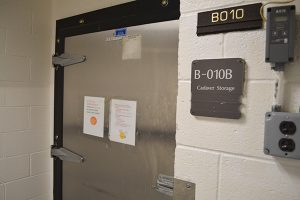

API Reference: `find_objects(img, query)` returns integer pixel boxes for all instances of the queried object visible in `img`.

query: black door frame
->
[53,1,180,199]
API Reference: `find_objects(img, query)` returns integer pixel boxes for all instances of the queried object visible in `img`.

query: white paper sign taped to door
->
[122,35,142,60]
[109,99,137,146]
[83,96,105,137]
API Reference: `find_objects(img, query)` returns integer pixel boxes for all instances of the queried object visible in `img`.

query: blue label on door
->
[114,28,127,37]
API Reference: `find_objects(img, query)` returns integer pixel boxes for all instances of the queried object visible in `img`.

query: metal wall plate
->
[264,112,300,160]
[173,179,195,200]
[155,175,195,200]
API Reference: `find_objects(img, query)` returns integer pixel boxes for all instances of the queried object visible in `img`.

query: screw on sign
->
[161,0,168,7]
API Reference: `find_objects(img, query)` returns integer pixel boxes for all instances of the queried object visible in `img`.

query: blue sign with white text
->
[114,28,127,37]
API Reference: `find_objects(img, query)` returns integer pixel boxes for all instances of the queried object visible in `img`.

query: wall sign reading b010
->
[197,3,263,36]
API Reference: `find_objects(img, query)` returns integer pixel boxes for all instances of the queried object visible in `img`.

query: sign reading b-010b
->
[191,58,245,119]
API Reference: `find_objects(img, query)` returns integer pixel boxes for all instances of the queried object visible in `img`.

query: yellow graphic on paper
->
[119,131,126,140]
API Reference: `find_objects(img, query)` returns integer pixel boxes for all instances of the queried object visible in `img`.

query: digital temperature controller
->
[266,5,296,71]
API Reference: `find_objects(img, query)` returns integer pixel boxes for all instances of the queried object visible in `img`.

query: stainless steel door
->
[63,20,178,200]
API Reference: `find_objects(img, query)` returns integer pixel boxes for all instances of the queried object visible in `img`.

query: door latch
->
[51,147,85,163]
[155,174,195,200]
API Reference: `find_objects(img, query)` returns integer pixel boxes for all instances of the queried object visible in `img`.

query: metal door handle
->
[51,147,85,163]
[52,53,86,68]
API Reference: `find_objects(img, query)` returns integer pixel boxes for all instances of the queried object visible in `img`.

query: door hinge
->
[51,147,85,163]
[156,174,174,196]
[155,174,195,200]
[52,53,86,68]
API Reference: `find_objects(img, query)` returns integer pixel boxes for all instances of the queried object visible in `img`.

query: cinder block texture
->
[175,146,220,200]
[0,135,3,159]
[0,155,30,183]
[224,30,275,80]
[0,107,30,133]
[0,0,32,33]
[4,86,50,106]
[0,88,4,106]
[5,173,51,200]
[30,150,51,176]
[176,1,300,200]
[30,107,50,131]
[0,0,52,199]
[179,14,223,80]
[2,131,50,157]
[219,155,300,200]
[0,29,4,55]
[285,81,300,113]
[30,34,52,83]
[176,81,274,158]
[29,193,52,200]
[31,0,53,35]
[0,55,30,82]
[5,31,32,57]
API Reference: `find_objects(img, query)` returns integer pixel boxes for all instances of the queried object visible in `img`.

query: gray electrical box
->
[264,112,300,160]
[265,5,296,70]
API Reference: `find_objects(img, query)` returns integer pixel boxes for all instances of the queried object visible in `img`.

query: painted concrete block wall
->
[175,1,300,200]
[0,0,52,199]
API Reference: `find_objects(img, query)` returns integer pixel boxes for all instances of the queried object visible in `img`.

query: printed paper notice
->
[109,99,137,146]
[83,96,105,137]
[122,35,142,60]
